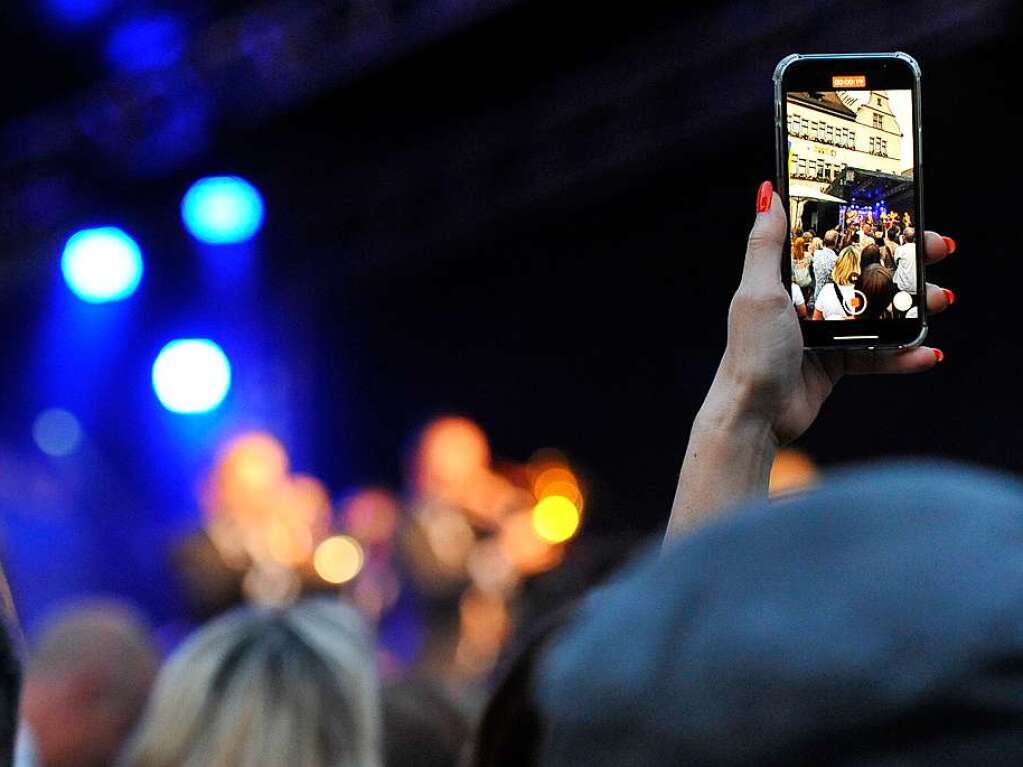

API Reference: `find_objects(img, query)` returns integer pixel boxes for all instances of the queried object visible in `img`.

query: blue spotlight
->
[152,339,232,414]
[106,14,185,74]
[181,176,265,244]
[32,408,84,457]
[61,227,144,304]
[45,0,113,26]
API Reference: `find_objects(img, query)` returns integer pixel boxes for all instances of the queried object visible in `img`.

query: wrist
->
[694,377,779,448]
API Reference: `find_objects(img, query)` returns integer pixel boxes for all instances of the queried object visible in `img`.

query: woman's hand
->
[718,182,954,445]
[665,181,956,540]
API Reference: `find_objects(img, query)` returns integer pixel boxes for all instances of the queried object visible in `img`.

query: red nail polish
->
[942,236,957,255]
[933,348,944,363]
[756,181,773,213]
[942,288,955,305]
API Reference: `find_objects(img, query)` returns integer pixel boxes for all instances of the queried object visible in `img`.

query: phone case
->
[773,52,926,351]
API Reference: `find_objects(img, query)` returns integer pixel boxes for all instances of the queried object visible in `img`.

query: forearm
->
[664,383,778,542]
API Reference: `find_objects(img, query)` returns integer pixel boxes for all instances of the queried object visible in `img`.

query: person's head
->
[859,243,882,271]
[20,600,157,767]
[823,229,838,249]
[886,226,901,242]
[857,263,896,320]
[383,679,470,767]
[0,571,21,767]
[811,237,823,254]
[832,247,860,286]
[118,599,380,767]
[862,220,874,235]
[904,226,916,244]
[537,463,1023,766]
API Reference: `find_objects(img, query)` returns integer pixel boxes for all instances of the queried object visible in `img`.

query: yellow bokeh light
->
[313,535,364,585]
[531,495,581,544]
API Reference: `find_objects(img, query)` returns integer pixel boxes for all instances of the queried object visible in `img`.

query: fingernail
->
[756,181,773,214]
[942,288,956,305]
[933,348,945,363]
[942,236,957,255]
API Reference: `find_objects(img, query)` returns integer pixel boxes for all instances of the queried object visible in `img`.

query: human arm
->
[664,182,957,540]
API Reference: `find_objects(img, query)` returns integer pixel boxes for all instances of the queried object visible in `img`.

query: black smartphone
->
[774,53,925,350]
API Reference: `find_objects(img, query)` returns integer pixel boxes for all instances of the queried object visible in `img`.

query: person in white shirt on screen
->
[894,226,918,294]
[812,247,859,320]
[790,282,807,319]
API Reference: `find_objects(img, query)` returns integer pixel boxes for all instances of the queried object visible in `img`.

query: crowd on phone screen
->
[790,212,917,321]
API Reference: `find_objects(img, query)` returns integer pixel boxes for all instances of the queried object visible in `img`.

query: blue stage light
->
[46,0,112,25]
[61,227,144,303]
[106,14,185,74]
[152,339,232,414]
[33,408,84,457]
[181,176,265,244]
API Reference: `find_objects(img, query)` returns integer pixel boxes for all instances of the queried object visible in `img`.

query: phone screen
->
[776,55,924,349]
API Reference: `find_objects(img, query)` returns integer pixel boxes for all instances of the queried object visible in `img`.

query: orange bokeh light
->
[532,466,576,498]
[769,449,818,496]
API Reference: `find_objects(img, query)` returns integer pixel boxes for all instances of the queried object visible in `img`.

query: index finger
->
[924,231,957,266]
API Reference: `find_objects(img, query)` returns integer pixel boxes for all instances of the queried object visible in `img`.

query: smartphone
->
[774,53,925,349]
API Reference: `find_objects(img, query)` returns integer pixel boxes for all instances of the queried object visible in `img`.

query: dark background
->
[0,0,1018,629]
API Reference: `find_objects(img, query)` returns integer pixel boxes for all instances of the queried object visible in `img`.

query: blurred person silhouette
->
[536,181,962,766]
[382,678,470,767]
[540,463,1023,767]
[117,599,381,767]
[468,607,575,767]
[1,568,21,767]
[857,263,897,320]
[811,246,859,320]
[17,601,157,767]
[469,537,631,767]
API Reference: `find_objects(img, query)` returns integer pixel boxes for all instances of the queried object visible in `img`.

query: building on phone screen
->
[786,90,912,233]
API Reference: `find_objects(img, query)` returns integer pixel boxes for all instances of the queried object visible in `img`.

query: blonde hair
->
[832,247,860,286]
[118,600,381,767]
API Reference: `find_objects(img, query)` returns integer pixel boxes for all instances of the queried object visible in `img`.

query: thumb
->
[741,182,788,292]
